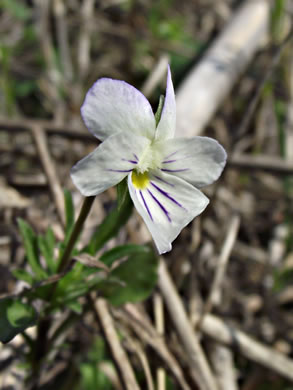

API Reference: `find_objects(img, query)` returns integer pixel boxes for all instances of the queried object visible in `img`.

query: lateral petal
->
[128,171,209,254]
[81,78,156,141]
[71,132,150,196]
[157,136,227,188]
[155,65,176,140]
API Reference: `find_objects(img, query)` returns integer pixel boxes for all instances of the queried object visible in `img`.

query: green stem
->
[58,196,95,273]
[30,196,95,386]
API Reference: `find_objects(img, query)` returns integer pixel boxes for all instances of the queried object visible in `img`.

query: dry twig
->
[158,260,219,390]
[92,298,140,390]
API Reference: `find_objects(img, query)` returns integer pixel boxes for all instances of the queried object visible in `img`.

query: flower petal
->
[81,78,156,141]
[158,136,227,188]
[128,171,209,254]
[71,132,150,196]
[155,65,176,140]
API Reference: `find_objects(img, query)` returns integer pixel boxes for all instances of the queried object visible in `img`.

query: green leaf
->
[100,244,150,267]
[0,298,37,343]
[52,263,103,306]
[66,300,83,314]
[85,193,133,255]
[1,0,31,21]
[99,245,158,306]
[38,227,56,273]
[116,178,129,211]
[155,95,165,126]
[18,219,47,280]
[12,269,34,285]
[64,189,75,242]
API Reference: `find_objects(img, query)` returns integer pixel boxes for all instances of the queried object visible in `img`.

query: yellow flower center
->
[132,171,150,189]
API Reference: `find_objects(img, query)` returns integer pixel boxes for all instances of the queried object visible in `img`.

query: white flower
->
[71,66,227,254]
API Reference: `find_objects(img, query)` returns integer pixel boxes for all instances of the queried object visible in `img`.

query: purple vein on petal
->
[147,189,171,222]
[162,159,177,164]
[121,158,138,164]
[133,153,139,161]
[150,182,184,209]
[153,175,174,187]
[164,150,179,159]
[140,190,153,221]
[107,168,133,173]
[161,168,189,173]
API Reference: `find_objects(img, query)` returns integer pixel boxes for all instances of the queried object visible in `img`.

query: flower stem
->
[30,196,95,386]
[58,196,95,273]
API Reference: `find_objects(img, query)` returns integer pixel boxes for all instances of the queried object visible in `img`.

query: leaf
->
[38,227,56,273]
[99,245,158,306]
[1,0,31,21]
[85,193,133,255]
[66,300,83,314]
[100,244,150,267]
[155,95,165,126]
[116,178,129,211]
[64,189,75,242]
[18,219,47,280]
[0,298,37,343]
[12,269,34,285]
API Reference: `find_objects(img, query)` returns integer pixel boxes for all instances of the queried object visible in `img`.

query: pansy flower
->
[71,67,226,254]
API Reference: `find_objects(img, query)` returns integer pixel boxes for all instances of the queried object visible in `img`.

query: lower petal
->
[71,132,150,196]
[128,171,209,254]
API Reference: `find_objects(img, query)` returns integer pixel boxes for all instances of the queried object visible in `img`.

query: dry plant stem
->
[119,305,191,390]
[78,0,95,79]
[176,0,269,137]
[202,314,293,382]
[236,25,293,139]
[198,214,240,328]
[92,297,141,390]
[33,0,64,122]
[31,124,65,226]
[141,54,170,98]
[122,330,155,390]
[153,293,166,390]
[209,343,238,390]
[158,260,219,390]
[53,0,73,81]
[0,118,95,141]
[229,154,293,175]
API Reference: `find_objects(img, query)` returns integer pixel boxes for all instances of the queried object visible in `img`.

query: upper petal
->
[128,171,209,254]
[155,65,176,141]
[81,78,156,141]
[71,131,150,196]
[157,136,227,188]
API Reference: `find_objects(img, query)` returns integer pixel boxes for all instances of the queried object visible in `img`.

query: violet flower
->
[71,67,226,254]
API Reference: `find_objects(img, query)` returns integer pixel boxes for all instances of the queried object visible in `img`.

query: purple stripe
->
[161,168,189,173]
[162,159,177,164]
[151,182,184,209]
[133,154,139,161]
[140,190,153,221]
[107,169,133,173]
[153,175,174,187]
[148,189,171,222]
[121,158,138,164]
[164,150,179,159]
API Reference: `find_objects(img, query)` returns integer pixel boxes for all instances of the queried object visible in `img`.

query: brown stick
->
[93,298,141,390]
[119,305,191,390]
[198,214,240,328]
[30,124,65,226]
[228,154,293,175]
[0,118,93,141]
[158,259,219,390]
[202,314,293,382]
